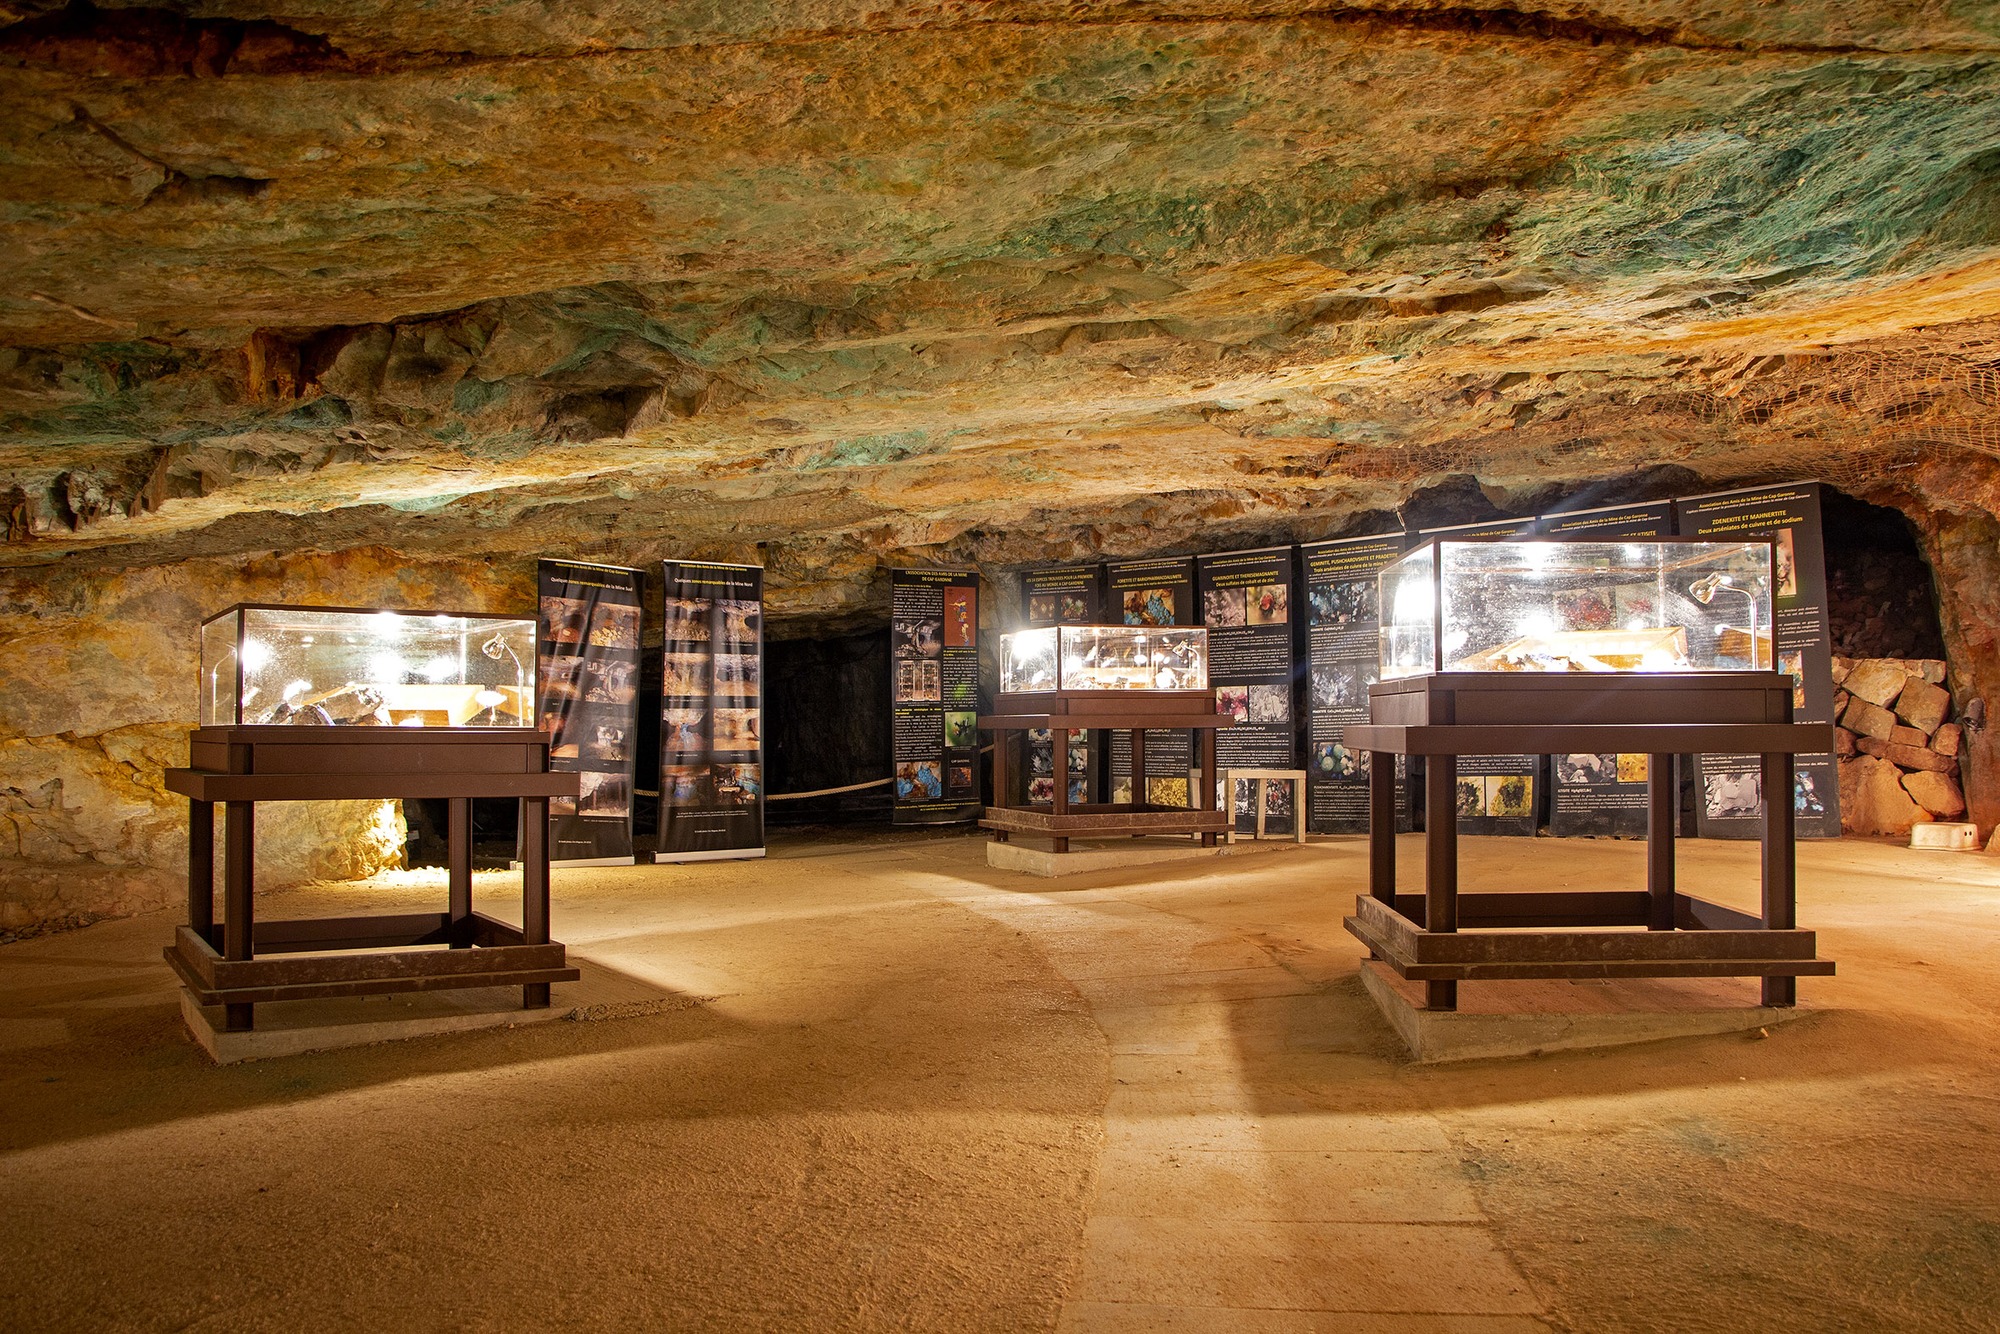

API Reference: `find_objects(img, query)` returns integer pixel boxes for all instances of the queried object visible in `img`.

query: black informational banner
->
[1103,557,1198,806]
[891,568,982,824]
[1533,501,1675,540]
[657,561,766,863]
[1198,546,1299,835]
[537,559,643,865]
[1021,564,1104,629]
[1536,502,1674,838]
[1020,563,1103,807]
[1302,533,1407,834]
[1418,518,1540,836]
[1676,482,1841,839]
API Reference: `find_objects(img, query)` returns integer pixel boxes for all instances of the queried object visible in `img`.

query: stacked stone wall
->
[1834,657,1967,837]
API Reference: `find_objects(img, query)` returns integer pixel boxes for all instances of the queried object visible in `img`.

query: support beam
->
[222,800,254,1032]
[1423,757,1458,1012]
[1647,753,1676,930]
[1368,753,1395,906]
[1761,751,1798,1007]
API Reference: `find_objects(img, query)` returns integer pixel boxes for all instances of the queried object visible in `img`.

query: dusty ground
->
[2,829,1998,1331]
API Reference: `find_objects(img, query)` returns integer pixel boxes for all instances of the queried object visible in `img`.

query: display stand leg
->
[448,796,473,948]
[992,725,1009,812]
[1423,755,1459,1012]
[1052,730,1070,817]
[1760,751,1798,1008]
[188,799,214,943]
[1130,729,1146,804]
[1368,752,1395,907]
[1050,729,1071,857]
[522,796,551,1009]
[1647,753,1677,930]
[222,801,255,1032]
[1198,726,1217,848]
[1255,779,1268,840]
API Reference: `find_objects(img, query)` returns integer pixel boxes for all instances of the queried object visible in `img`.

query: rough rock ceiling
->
[3,1,1999,625]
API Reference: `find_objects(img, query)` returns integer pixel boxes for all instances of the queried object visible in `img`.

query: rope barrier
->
[766,776,892,801]
[764,744,994,801]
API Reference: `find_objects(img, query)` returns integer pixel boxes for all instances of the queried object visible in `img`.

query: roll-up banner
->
[1103,557,1198,806]
[1417,518,1541,836]
[657,561,767,863]
[1302,533,1408,834]
[1675,482,1841,839]
[1020,563,1104,807]
[891,568,983,824]
[536,559,643,865]
[1197,546,1300,836]
[1534,502,1674,839]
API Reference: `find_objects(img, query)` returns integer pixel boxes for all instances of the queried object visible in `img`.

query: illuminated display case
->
[1379,539,1775,680]
[200,604,536,727]
[999,625,1209,693]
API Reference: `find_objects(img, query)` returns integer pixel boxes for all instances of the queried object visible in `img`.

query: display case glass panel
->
[1000,626,1059,693]
[999,625,1209,692]
[200,604,537,726]
[1379,540,1774,679]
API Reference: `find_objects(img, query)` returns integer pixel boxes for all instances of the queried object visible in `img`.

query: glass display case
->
[1379,539,1774,679]
[200,603,536,727]
[1000,625,1209,693]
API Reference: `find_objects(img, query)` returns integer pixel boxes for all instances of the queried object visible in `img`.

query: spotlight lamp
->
[1686,572,1763,668]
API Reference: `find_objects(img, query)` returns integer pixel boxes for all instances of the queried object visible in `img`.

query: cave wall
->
[9,458,2000,935]
[3,2,2000,928]
[0,547,524,933]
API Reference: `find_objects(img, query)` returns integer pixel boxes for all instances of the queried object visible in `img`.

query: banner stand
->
[536,559,645,865]
[1302,533,1408,835]
[658,560,767,863]
[891,568,983,824]
[1198,546,1301,836]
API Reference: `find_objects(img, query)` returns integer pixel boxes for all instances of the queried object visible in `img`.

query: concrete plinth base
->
[180,957,698,1064]
[1359,959,1806,1063]
[986,834,1299,878]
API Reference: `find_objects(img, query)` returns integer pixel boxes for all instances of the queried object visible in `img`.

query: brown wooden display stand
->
[164,726,581,1034]
[979,691,1233,852]
[1342,672,1834,1013]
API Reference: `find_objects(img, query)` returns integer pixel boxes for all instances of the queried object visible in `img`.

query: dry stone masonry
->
[1834,657,1968,837]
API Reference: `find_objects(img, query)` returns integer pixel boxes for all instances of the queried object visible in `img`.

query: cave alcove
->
[764,629,894,826]
[1819,488,1949,663]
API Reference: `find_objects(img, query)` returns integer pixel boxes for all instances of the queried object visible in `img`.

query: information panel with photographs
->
[537,559,643,865]
[1020,563,1103,807]
[1198,546,1299,836]
[891,568,982,825]
[1302,532,1408,834]
[1417,518,1540,836]
[657,560,766,862]
[1536,502,1674,839]
[1103,556,1197,807]
[1676,482,1841,839]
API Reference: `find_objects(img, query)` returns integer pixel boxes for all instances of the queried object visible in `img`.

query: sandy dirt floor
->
[3,829,1998,1331]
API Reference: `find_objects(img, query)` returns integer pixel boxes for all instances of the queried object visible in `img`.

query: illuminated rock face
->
[2,3,2000,925]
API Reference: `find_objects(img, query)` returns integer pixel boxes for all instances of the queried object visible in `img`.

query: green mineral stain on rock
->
[800,430,935,469]
[280,397,353,430]
[451,378,507,415]
[457,430,537,463]
[385,492,467,514]
[1514,58,2000,278]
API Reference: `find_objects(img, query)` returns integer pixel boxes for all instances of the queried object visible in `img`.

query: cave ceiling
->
[3,1,1999,625]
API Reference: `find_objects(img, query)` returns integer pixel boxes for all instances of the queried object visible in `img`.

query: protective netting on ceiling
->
[1618,322,2000,493]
